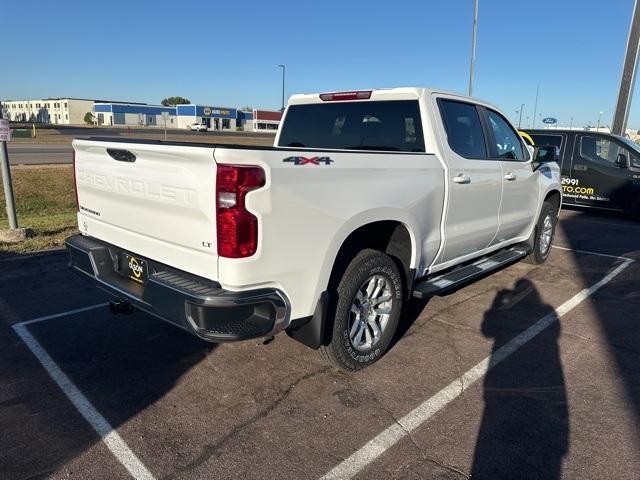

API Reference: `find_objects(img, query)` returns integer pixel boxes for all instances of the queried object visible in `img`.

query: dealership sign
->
[542,117,558,124]
[202,106,231,118]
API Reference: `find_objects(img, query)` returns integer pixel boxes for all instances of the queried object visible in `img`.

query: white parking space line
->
[321,253,634,480]
[13,306,156,480]
[551,244,633,261]
[17,303,109,326]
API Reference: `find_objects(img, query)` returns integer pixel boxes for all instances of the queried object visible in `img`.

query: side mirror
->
[615,152,628,168]
[533,145,560,163]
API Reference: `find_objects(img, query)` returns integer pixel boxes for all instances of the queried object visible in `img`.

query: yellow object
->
[518,130,534,146]
[32,124,36,138]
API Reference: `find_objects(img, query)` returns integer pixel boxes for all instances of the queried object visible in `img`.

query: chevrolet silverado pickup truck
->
[66,87,562,371]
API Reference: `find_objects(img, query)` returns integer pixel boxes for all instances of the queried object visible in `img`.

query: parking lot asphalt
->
[1,208,639,480]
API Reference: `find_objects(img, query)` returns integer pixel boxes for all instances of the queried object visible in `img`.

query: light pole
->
[612,0,640,135]
[532,85,539,128]
[468,0,479,96]
[278,64,286,111]
[569,117,574,129]
[517,103,524,128]
[597,111,603,131]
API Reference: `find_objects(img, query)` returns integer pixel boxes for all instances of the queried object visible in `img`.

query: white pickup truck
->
[67,87,562,371]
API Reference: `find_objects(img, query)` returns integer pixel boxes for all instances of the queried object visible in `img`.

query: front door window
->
[486,110,524,161]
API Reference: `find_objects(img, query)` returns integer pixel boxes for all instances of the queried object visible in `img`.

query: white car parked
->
[67,87,562,371]
[188,123,208,132]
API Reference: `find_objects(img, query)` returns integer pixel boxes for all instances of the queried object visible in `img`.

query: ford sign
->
[542,117,558,124]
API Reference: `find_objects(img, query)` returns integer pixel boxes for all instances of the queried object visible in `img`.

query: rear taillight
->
[72,151,79,212]
[319,90,372,101]
[216,164,265,258]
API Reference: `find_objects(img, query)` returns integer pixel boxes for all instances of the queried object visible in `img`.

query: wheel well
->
[328,221,413,295]
[545,190,561,211]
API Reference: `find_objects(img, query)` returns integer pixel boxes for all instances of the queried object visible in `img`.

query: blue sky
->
[1,0,638,128]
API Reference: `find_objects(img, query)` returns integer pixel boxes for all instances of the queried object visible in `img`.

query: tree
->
[161,96,191,106]
[84,112,95,125]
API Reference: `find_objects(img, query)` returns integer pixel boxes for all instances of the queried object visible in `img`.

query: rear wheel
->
[524,201,558,265]
[319,249,403,371]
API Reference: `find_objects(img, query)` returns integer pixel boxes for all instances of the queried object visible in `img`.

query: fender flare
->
[287,212,421,349]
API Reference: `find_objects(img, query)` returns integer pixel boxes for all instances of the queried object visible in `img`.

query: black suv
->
[524,129,640,219]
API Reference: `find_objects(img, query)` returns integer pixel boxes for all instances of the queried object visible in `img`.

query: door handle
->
[107,148,136,162]
[452,173,471,184]
[504,172,516,181]
[574,164,588,171]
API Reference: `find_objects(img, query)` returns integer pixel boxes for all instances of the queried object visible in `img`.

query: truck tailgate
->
[73,139,219,281]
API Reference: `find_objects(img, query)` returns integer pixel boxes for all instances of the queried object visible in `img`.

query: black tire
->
[319,249,403,371]
[524,201,558,265]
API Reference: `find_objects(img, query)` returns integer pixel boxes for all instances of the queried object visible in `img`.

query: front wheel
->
[319,249,403,371]
[524,201,558,265]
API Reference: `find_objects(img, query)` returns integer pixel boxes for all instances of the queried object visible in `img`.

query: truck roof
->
[287,87,500,110]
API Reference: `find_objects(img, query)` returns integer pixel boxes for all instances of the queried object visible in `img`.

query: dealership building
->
[2,98,98,124]
[176,105,237,130]
[93,103,242,131]
[240,109,282,131]
[94,103,178,127]
[2,97,282,132]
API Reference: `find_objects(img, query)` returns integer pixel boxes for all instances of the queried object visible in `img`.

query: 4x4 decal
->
[283,156,334,166]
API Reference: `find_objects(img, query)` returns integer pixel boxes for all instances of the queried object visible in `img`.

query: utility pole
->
[518,103,524,128]
[278,64,286,111]
[468,0,479,96]
[532,86,539,128]
[612,0,640,135]
[0,101,19,230]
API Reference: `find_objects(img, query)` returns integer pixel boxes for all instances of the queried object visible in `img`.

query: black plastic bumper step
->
[412,247,528,299]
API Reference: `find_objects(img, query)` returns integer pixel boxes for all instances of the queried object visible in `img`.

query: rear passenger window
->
[278,100,425,152]
[486,110,524,161]
[438,100,487,159]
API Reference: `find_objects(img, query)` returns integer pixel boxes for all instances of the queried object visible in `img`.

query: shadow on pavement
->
[471,279,568,479]
[559,209,640,440]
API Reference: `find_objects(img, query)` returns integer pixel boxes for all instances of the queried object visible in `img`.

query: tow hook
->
[109,299,136,315]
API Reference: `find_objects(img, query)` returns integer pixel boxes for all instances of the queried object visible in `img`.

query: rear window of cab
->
[278,100,425,152]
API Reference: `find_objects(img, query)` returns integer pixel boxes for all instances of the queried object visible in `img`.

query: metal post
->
[278,64,286,111]
[532,86,539,128]
[468,0,479,96]
[518,103,524,128]
[613,0,640,135]
[0,102,18,230]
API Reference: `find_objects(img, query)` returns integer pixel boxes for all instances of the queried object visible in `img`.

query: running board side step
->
[412,247,528,299]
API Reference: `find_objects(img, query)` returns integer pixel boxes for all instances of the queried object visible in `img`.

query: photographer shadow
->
[471,279,569,479]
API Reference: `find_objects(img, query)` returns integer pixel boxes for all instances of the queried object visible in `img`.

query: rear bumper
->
[65,234,291,342]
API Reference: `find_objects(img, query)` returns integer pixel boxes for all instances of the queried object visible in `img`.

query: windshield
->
[278,100,425,152]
